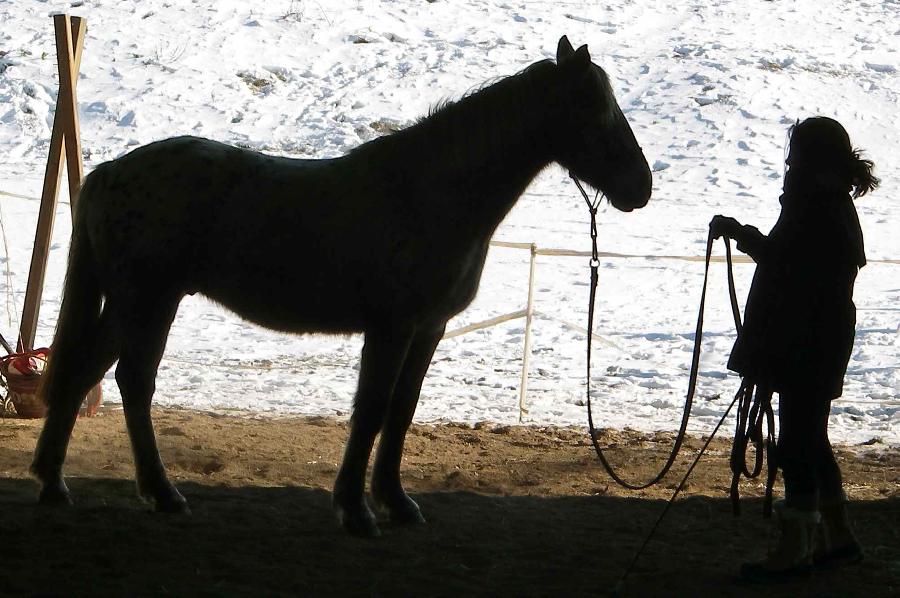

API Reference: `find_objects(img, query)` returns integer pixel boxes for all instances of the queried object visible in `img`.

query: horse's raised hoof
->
[334,500,381,538]
[37,481,74,507]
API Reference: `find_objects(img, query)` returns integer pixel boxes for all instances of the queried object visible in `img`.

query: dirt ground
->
[0,406,897,597]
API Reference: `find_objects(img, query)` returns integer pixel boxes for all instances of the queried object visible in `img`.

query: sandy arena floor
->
[1,406,897,596]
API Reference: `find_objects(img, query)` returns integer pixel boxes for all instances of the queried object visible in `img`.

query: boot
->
[814,491,863,570]
[740,500,820,583]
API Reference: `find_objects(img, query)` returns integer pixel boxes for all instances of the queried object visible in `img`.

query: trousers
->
[776,390,844,509]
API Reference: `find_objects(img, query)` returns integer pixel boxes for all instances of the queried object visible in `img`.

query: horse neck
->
[395,66,557,236]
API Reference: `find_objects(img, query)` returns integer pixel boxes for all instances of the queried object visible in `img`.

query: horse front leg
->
[371,324,444,525]
[333,327,413,537]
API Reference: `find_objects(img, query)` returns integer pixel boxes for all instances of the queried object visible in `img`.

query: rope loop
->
[582,212,745,490]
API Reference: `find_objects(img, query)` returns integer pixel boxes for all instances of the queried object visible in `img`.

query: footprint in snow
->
[865,62,896,74]
[564,14,596,24]
[118,110,137,127]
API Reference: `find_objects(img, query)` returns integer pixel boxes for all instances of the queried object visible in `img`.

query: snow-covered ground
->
[1,0,897,445]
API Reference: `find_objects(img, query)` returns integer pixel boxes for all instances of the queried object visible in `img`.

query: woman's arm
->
[710,215,769,263]
[734,224,768,262]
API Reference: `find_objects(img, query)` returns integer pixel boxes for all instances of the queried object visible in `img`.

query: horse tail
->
[38,169,106,409]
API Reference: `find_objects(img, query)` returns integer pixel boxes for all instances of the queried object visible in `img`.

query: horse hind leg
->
[370,324,445,525]
[114,292,188,513]
[31,304,121,505]
[333,327,414,537]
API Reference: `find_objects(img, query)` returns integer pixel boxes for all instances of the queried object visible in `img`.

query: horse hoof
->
[154,495,191,514]
[391,505,426,526]
[155,500,192,515]
[334,503,381,538]
[37,483,73,507]
[374,493,426,526]
[342,514,381,538]
[148,486,191,514]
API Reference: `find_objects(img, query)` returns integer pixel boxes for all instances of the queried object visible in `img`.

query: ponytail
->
[849,149,879,199]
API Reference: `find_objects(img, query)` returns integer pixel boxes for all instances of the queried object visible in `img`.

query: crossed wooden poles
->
[16,15,101,408]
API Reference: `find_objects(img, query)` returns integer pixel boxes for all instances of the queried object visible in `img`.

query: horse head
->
[552,36,651,212]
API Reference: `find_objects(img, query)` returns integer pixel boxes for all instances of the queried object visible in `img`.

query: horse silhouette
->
[32,36,652,536]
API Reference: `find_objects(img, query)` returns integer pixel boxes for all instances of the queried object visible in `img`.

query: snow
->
[0,0,898,446]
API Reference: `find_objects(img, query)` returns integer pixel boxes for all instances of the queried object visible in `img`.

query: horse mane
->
[414,59,555,139]
[351,59,558,174]
[420,59,555,123]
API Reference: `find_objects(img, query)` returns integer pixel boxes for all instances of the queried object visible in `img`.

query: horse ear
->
[557,35,575,63]
[570,44,591,70]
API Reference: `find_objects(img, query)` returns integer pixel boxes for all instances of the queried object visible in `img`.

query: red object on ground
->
[0,348,102,418]
[1,348,50,418]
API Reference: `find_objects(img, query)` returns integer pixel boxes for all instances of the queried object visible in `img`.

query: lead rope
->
[728,380,777,518]
[570,174,778,592]
[721,226,777,520]
[575,172,707,489]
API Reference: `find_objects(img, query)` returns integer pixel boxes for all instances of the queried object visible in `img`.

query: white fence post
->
[518,243,537,422]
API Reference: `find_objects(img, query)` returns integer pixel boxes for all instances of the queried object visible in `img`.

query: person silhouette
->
[710,117,879,582]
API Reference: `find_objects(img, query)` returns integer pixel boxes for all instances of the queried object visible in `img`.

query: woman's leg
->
[811,398,841,503]
[777,391,819,510]
[813,399,862,563]
[741,390,821,581]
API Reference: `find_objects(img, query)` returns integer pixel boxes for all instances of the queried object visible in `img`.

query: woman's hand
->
[710,215,741,240]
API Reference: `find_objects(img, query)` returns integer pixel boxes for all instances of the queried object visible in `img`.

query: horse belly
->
[199,268,368,334]
[194,214,379,333]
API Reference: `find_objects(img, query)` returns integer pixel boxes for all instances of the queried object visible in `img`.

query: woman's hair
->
[787,116,880,198]
[848,150,879,198]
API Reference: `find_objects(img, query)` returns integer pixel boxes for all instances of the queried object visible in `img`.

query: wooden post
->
[16,15,100,412]
[518,243,537,422]
[18,14,85,351]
